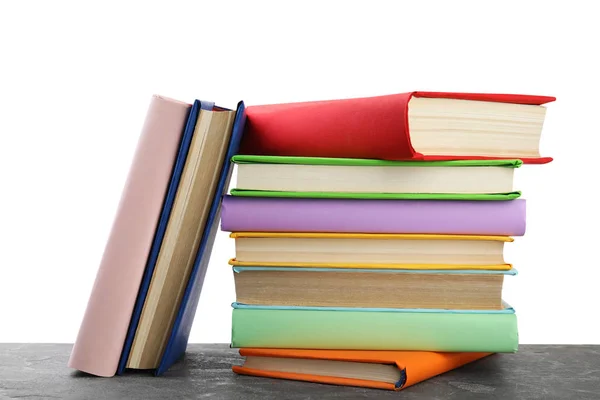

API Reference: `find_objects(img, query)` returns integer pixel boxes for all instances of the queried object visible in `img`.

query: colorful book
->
[231,303,518,352]
[232,267,516,310]
[230,155,522,200]
[221,196,527,236]
[233,348,491,391]
[124,102,237,370]
[69,97,248,377]
[239,91,554,163]
[229,233,513,271]
[68,95,191,377]
[117,101,247,376]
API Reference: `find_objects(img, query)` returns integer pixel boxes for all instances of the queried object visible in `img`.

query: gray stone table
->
[1,344,599,399]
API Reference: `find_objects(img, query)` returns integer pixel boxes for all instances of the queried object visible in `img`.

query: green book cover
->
[232,155,523,168]
[230,189,521,201]
[230,155,522,201]
[231,305,518,353]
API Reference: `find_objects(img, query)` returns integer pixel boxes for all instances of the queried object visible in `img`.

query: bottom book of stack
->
[233,348,491,391]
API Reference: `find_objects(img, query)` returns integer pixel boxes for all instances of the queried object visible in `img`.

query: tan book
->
[233,267,515,310]
[126,107,236,369]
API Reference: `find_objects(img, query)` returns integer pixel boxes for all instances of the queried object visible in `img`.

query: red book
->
[240,91,554,164]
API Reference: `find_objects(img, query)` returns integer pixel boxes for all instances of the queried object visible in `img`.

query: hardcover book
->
[230,156,522,201]
[229,233,514,270]
[69,96,247,377]
[68,95,192,377]
[233,348,491,391]
[117,100,247,375]
[221,196,527,236]
[232,267,516,310]
[239,91,554,163]
[124,102,237,370]
[231,303,518,353]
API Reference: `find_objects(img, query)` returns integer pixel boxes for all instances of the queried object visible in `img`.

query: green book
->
[231,155,522,201]
[231,303,518,353]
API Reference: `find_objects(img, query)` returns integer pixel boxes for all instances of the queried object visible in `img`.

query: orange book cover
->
[233,348,491,391]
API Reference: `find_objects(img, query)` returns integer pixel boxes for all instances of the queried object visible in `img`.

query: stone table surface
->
[1,344,599,399]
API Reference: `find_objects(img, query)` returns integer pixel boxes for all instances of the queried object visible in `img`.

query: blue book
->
[117,100,246,375]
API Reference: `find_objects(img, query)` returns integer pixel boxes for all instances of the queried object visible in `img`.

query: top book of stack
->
[239,91,554,163]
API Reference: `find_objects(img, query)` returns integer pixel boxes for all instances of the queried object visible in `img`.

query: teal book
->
[231,303,518,353]
[230,156,522,201]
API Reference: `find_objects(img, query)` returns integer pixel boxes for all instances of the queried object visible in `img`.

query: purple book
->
[221,196,526,236]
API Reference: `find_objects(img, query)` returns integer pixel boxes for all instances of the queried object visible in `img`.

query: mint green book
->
[231,303,518,353]
[231,155,522,200]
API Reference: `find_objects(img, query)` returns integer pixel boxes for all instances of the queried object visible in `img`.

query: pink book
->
[68,95,191,377]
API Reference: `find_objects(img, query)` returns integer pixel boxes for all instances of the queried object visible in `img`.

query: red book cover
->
[240,91,555,164]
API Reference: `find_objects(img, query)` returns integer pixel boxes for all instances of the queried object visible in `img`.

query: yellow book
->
[229,233,513,271]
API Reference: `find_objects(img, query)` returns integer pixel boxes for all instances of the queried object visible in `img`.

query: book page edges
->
[232,366,398,390]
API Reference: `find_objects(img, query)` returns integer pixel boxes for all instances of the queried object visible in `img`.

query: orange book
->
[233,348,491,391]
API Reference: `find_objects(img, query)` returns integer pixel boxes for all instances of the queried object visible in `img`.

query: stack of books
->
[68,90,553,391]
[222,91,554,390]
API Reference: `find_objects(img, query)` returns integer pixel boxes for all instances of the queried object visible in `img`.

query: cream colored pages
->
[244,356,402,384]
[408,97,547,157]
[127,109,235,369]
[68,95,191,377]
[236,164,515,194]
[235,237,506,265]
[234,270,504,310]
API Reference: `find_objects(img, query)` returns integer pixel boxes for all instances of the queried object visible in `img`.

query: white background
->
[1,0,598,344]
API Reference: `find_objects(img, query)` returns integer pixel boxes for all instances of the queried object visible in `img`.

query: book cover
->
[221,196,527,236]
[231,302,518,353]
[230,155,522,200]
[116,101,246,376]
[233,348,491,391]
[154,101,247,375]
[68,95,191,377]
[239,91,554,163]
[116,99,214,374]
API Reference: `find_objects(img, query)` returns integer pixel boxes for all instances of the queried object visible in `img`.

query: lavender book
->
[220,196,526,236]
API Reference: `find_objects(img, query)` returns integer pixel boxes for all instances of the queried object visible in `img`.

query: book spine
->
[68,95,191,377]
[239,92,415,161]
[231,309,518,353]
[221,196,526,236]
